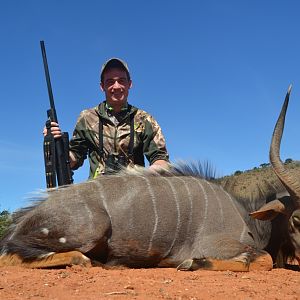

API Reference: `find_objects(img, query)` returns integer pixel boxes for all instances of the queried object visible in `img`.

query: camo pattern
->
[69,101,169,178]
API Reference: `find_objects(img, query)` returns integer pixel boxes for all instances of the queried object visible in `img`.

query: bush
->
[284,158,293,164]
[234,170,243,176]
[0,210,12,239]
[260,163,270,168]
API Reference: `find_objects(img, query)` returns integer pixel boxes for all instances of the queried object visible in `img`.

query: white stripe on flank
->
[83,203,95,233]
[207,181,224,226]
[94,180,112,225]
[74,187,94,234]
[191,177,208,255]
[177,177,194,242]
[161,177,181,258]
[62,188,73,219]
[143,176,159,254]
[223,189,249,243]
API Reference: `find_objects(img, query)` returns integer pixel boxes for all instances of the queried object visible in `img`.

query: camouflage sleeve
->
[142,115,169,165]
[69,111,89,170]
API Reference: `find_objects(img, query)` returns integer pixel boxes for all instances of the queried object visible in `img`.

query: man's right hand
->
[43,121,62,138]
[43,122,77,168]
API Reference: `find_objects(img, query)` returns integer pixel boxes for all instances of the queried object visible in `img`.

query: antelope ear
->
[249,199,287,221]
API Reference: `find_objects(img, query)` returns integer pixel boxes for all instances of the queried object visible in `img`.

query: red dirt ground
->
[0,266,299,300]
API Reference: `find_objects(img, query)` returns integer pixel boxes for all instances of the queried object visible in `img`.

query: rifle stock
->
[40,41,73,188]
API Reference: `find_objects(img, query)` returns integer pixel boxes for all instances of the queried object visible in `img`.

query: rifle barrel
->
[40,40,58,122]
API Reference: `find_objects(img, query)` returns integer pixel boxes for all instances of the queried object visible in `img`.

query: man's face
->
[100,68,132,111]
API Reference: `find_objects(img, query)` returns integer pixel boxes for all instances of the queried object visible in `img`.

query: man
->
[44,58,169,178]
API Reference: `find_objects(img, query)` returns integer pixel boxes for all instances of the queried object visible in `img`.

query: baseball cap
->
[100,58,130,83]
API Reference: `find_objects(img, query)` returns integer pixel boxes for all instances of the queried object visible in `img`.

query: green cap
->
[100,58,130,83]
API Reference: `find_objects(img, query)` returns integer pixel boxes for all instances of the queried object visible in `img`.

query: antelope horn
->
[269,85,300,208]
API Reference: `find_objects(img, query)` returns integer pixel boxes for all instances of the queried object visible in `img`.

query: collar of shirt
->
[105,102,129,125]
[105,102,128,112]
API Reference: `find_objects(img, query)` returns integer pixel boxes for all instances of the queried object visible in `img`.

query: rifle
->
[40,40,73,188]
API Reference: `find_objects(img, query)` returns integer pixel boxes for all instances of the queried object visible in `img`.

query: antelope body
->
[0,171,271,270]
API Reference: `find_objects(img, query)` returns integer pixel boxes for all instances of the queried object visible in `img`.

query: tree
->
[0,210,12,239]
[260,163,270,168]
[234,170,243,176]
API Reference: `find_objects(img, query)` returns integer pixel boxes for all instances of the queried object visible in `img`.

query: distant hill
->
[218,160,300,202]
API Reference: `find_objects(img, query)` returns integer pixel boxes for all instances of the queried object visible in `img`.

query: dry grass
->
[218,161,300,201]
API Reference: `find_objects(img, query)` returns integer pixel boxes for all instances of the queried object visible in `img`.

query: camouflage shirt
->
[69,101,169,178]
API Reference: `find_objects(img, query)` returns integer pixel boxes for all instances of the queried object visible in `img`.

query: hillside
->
[218,160,300,201]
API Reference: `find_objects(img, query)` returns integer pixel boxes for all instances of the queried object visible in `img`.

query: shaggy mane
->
[117,160,217,181]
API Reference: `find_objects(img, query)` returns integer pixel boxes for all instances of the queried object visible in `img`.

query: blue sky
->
[1,0,300,211]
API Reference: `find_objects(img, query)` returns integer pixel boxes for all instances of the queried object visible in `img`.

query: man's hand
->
[149,160,170,172]
[43,122,62,138]
[43,122,77,169]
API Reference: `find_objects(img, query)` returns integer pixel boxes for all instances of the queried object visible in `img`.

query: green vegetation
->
[260,163,270,168]
[234,170,243,176]
[285,158,293,164]
[0,210,12,239]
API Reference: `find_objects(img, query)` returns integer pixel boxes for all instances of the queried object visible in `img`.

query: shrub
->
[0,210,12,239]
[284,158,293,164]
[234,170,243,176]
